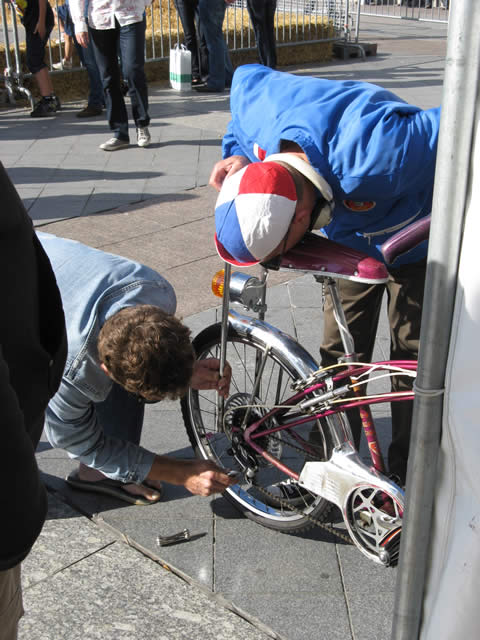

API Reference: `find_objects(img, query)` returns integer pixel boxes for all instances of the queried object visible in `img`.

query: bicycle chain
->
[244,431,354,545]
[229,414,355,544]
[251,480,354,546]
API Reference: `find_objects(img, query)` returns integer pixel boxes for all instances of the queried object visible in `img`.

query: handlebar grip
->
[380,215,431,265]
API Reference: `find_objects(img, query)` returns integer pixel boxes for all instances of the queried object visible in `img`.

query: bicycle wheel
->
[181,322,334,532]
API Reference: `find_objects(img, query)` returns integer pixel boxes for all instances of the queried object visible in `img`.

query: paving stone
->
[21,493,116,589]
[20,532,272,640]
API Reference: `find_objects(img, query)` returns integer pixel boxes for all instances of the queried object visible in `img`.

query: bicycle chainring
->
[345,484,404,566]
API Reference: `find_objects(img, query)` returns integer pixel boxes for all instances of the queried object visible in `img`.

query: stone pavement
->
[1,15,447,640]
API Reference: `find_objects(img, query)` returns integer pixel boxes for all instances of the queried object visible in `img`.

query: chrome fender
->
[228,309,319,381]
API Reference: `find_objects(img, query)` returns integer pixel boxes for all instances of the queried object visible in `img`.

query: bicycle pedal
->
[380,527,402,567]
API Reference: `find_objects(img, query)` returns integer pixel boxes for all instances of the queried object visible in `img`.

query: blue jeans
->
[90,17,149,141]
[74,31,104,109]
[95,382,144,445]
[198,0,233,91]
[58,1,104,108]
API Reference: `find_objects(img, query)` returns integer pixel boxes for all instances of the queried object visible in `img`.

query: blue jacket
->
[39,233,177,484]
[223,64,441,265]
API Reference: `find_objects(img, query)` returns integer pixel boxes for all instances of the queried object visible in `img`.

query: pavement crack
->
[335,543,356,640]
[23,540,117,591]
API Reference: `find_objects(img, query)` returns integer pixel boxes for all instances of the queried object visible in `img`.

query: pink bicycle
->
[181,218,430,567]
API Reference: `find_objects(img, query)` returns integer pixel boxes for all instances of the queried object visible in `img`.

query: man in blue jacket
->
[39,233,234,504]
[210,64,441,484]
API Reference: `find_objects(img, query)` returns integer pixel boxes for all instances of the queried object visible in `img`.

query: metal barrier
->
[225,1,354,50]
[358,0,449,23]
[1,0,354,106]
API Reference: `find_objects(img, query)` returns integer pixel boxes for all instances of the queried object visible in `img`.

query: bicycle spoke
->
[183,326,333,532]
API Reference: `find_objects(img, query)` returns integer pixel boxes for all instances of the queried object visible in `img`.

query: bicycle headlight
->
[211,269,265,312]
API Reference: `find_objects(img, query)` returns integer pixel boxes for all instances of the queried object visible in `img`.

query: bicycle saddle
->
[263,232,388,284]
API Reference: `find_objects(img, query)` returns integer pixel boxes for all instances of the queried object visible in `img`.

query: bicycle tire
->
[181,322,334,533]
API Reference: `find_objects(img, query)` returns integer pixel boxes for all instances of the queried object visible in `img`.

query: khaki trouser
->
[0,565,23,640]
[320,260,426,483]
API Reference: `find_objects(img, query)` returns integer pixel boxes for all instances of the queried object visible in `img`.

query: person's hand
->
[181,459,236,496]
[190,358,231,398]
[76,30,89,48]
[34,19,46,40]
[209,155,250,191]
[148,455,238,496]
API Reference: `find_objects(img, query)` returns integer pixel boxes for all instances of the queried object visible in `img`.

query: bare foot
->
[76,463,162,502]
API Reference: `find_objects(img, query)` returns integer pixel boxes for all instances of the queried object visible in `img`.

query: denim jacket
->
[39,233,177,483]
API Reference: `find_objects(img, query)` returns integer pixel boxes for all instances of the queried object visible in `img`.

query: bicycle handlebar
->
[380,215,431,265]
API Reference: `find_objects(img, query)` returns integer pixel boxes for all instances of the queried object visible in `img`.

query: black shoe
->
[388,472,406,491]
[191,77,204,87]
[76,104,103,118]
[30,96,57,117]
[193,84,223,93]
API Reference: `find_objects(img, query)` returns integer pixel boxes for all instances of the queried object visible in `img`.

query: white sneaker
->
[53,58,72,70]
[137,127,151,148]
[99,137,130,151]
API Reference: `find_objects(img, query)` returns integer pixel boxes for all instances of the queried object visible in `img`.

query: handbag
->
[169,43,192,91]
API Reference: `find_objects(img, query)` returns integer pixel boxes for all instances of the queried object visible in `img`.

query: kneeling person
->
[40,233,233,504]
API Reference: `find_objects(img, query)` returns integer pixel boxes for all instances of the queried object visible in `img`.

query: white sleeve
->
[69,0,88,33]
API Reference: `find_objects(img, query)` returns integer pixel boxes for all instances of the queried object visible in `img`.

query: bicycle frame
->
[217,232,417,478]
[241,360,416,479]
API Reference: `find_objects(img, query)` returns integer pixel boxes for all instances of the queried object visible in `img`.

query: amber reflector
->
[211,269,225,298]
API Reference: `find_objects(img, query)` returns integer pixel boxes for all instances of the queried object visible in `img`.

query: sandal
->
[65,469,163,506]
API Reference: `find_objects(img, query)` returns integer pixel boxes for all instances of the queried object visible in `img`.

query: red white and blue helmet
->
[214,161,298,266]
[214,155,333,266]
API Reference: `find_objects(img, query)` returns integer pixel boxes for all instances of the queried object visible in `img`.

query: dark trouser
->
[23,3,55,74]
[89,17,149,141]
[246,0,277,69]
[0,564,23,640]
[174,0,209,81]
[320,260,426,483]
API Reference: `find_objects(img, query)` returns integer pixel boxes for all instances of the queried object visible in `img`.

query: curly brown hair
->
[97,305,195,402]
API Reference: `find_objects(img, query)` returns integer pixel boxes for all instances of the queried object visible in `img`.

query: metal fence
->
[1,0,355,105]
[225,1,352,51]
[358,0,449,23]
